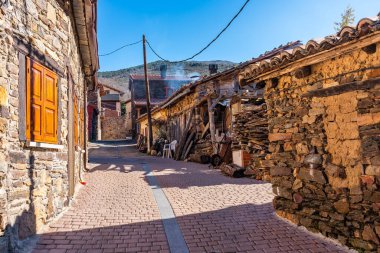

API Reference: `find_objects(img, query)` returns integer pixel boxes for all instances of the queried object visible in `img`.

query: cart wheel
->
[211,154,222,167]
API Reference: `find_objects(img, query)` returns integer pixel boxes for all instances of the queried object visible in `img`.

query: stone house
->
[129,69,192,138]
[0,0,98,250]
[137,45,299,165]
[136,64,241,160]
[137,16,380,249]
[99,84,133,140]
[100,83,124,117]
[138,106,168,140]
[124,99,133,133]
[101,93,121,117]
[239,15,380,251]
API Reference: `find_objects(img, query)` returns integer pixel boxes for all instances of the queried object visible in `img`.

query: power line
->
[99,40,142,57]
[99,0,250,59]
[146,0,251,63]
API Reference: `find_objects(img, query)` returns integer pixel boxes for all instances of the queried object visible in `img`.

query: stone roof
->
[239,14,380,81]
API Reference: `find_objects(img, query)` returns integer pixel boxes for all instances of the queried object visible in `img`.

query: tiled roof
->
[129,74,192,81]
[131,41,303,113]
[145,41,303,110]
[240,15,380,81]
[176,41,302,89]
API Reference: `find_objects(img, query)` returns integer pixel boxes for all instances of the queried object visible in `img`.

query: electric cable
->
[99,40,142,57]
[146,0,251,63]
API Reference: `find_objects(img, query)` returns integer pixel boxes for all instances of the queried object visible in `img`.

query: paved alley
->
[32,141,353,253]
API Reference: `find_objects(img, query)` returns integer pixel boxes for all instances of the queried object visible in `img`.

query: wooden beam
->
[201,122,210,139]
[209,98,221,110]
[181,131,196,160]
[207,96,217,154]
[183,140,194,160]
[174,109,194,160]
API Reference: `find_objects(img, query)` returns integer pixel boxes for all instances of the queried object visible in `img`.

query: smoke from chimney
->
[160,65,167,79]
[209,64,218,75]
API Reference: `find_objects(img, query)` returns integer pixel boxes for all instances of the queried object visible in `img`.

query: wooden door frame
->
[67,71,75,198]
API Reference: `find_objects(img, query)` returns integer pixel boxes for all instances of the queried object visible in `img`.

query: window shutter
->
[26,59,31,140]
[26,57,59,144]
[43,68,58,143]
[27,59,44,142]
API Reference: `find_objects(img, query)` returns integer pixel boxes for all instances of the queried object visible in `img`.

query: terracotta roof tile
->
[100,83,125,94]
[240,14,380,80]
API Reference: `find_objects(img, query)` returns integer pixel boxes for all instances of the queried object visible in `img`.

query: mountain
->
[97,60,237,99]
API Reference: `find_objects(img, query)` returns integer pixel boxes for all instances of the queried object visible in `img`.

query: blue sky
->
[98,0,380,72]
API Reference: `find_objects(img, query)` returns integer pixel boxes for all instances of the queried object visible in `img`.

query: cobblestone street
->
[32,141,353,253]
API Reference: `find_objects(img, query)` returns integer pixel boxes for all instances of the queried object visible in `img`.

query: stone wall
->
[263,42,380,251]
[0,0,86,250]
[102,115,130,140]
[125,101,132,134]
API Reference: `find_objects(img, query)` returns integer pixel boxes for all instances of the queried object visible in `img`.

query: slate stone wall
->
[263,42,380,251]
[101,115,130,140]
[0,0,86,249]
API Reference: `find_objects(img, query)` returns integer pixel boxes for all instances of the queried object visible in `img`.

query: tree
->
[334,6,355,32]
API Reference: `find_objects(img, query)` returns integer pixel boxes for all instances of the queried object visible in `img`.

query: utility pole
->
[143,34,153,153]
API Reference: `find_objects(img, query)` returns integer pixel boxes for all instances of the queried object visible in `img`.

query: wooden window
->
[26,57,58,144]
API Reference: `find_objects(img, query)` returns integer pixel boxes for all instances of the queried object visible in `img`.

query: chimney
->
[160,65,167,79]
[209,64,218,75]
